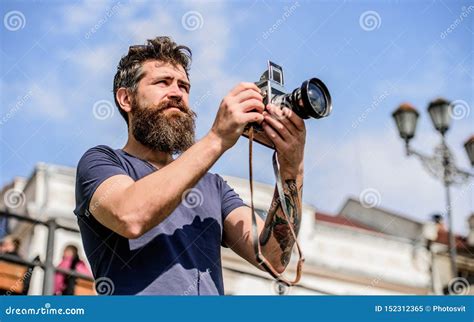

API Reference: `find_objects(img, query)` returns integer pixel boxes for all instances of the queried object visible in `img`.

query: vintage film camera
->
[242,61,332,148]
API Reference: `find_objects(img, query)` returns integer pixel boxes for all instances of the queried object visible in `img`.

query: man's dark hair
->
[113,36,192,125]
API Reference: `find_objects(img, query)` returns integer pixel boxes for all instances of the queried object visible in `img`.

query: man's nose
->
[166,82,183,100]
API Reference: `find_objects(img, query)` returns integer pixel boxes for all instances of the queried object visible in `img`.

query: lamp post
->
[422,216,440,294]
[392,98,474,279]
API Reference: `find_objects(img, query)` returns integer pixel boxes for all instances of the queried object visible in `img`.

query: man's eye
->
[154,80,166,85]
[179,85,189,93]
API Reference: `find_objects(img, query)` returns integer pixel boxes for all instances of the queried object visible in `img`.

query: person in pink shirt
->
[54,244,91,295]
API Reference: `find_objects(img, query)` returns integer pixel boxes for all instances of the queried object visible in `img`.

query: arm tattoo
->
[260,179,302,266]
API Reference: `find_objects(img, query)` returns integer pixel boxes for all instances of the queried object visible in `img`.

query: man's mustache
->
[158,99,191,114]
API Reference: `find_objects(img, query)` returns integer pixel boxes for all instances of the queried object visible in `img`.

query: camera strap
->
[248,127,305,287]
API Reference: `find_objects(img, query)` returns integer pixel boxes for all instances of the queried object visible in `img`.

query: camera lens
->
[269,78,332,120]
[307,81,326,115]
[298,78,332,119]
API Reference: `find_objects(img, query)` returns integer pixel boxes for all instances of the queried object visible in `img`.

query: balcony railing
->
[0,211,95,295]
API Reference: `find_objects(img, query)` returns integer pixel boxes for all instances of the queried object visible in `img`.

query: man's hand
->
[209,82,265,151]
[258,103,305,270]
[223,103,306,272]
[261,104,306,177]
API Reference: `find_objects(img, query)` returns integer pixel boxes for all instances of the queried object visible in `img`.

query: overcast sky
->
[1,0,473,234]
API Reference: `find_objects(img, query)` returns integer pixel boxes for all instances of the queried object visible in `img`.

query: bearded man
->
[74,36,306,295]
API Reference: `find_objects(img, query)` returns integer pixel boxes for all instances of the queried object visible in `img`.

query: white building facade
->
[2,163,463,295]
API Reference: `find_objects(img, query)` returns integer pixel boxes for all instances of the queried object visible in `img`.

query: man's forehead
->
[142,60,188,79]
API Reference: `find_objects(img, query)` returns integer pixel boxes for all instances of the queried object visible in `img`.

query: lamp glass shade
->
[464,135,474,167]
[427,99,451,134]
[392,105,419,141]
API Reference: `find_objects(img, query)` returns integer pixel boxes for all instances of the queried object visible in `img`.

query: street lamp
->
[392,103,419,147]
[464,135,474,167]
[392,98,474,279]
[427,98,451,135]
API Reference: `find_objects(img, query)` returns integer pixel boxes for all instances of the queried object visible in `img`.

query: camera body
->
[242,61,287,148]
[242,61,332,148]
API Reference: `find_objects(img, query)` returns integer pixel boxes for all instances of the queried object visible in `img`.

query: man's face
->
[1,238,14,253]
[63,248,75,259]
[129,60,196,154]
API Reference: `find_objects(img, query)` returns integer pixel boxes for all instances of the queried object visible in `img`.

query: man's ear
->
[116,88,133,114]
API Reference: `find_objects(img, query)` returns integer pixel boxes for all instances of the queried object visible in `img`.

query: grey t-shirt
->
[74,145,245,295]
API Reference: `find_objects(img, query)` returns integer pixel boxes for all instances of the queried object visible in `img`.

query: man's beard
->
[130,95,196,154]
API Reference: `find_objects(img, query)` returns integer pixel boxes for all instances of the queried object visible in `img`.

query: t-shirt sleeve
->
[216,174,246,221]
[74,145,128,218]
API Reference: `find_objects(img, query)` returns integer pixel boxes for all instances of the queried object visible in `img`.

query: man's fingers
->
[265,107,297,136]
[282,107,305,131]
[263,112,291,141]
[234,89,263,104]
[241,112,264,124]
[262,121,285,147]
[266,103,283,118]
[229,82,262,97]
[240,99,265,113]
